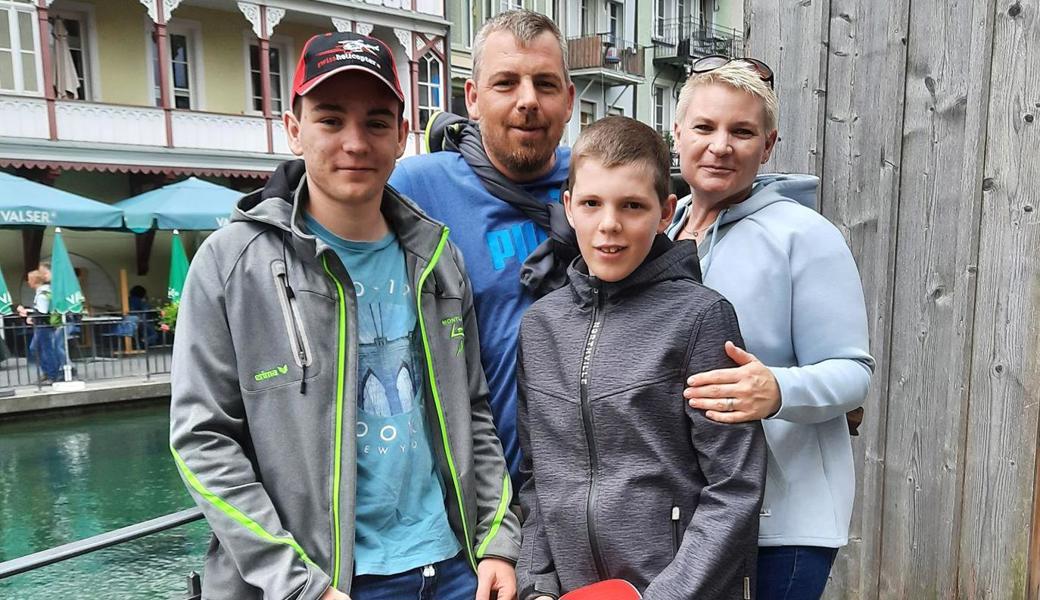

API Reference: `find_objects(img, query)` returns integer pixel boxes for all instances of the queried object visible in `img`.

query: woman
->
[19,266,64,383]
[667,58,874,599]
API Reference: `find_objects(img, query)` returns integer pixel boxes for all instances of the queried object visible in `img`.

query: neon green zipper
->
[416,227,480,573]
[322,255,348,588]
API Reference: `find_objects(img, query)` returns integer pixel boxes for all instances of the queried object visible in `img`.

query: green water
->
[0,403,209,599]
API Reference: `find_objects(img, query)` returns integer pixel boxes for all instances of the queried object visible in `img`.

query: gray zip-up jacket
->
[516,238,766,600]
[170,161,520,600]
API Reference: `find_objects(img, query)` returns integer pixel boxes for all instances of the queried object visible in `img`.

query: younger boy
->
[515,117,766,600]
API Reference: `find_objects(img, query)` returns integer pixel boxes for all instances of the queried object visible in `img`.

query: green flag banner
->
[0,264,12,315]
[50,228,84,315]
[168,231,189,302]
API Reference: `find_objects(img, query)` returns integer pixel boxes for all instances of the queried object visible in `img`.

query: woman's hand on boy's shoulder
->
[684,341,780,423]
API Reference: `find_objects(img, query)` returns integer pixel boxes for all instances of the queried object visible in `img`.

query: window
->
[699,0,713,29]
[152,22,199,110]
[249,43,284,114]
[500,0,522,11]
[0,0,42,95]
[654,0,664,39]
[608,1,620,43]
[49,15,89,100]
[452,0,473,47]
[579,100,595,131]
[653,86,665,133]
[417,53,442,131]
[580,0,589,36]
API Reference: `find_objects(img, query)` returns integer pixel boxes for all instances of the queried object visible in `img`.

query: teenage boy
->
[515,117,767,600]
[170,32,519,600]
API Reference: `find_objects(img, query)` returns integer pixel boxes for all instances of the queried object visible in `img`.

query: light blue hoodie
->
[666,173,874,548]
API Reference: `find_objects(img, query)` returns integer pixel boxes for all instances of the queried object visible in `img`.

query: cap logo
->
[339,39,381,55]
[314,40,384,71]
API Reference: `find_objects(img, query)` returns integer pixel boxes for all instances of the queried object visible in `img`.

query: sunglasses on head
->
[691,55,775,89]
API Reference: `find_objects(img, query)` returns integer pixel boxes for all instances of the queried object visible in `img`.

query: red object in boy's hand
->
[560,579,642,600]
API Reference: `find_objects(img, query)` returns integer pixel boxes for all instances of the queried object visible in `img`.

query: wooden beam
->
[35,1,57,140]
[816,0,911,597]
[744,0,830,176]
[874,0,996,595]
[258,7,274,154]
[154,1,174,147]
[134,230,155,276]
[958,0,1040,595]
[1031,439,1040,599]
[21,228,44,275]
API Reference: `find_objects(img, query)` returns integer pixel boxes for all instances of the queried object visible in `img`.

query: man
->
[170,32,519,600]
[390,10,576,481]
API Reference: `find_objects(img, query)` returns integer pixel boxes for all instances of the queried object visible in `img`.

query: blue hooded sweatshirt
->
[666,173,874,548]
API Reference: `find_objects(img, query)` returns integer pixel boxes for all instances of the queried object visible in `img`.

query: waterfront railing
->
[0,311,172,390]
[0,507,205,599]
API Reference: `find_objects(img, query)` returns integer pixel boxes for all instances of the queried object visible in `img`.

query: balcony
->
[1,93,293,172]
[567,33,645,85]
[652,19,743,66]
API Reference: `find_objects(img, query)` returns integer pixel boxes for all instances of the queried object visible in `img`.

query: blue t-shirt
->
[304,213,460,576]
[389,148,571,485]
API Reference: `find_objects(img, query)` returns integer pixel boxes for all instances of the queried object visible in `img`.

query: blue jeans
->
[350,553,476,600]
[30,326,64,380]
[757,546,838,600]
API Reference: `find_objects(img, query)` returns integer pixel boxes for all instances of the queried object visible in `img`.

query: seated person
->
[128,285,159,346]
[516,117,767,600]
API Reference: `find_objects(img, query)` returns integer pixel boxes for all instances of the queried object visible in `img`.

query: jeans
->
[30,326,64,380]
[757,546,838,600]
[350,553,477,600]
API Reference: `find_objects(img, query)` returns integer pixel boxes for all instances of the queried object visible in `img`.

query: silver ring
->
[726,398,735,412]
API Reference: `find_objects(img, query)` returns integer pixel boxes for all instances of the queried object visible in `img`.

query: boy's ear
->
[396,117,410,159]
[284,110,303,157]
[658,194,677,233]
[563,190,576,229]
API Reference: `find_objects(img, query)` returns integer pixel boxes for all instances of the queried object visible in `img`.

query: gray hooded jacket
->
[516,238,766,600]
[170,162,520,600]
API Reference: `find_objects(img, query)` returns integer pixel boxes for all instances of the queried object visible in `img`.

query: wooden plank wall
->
[744,0,1040,597]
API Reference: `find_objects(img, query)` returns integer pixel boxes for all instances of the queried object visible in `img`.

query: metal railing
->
[0,311,173,391]
[567,33,645,78]
[0,508,205,599]
[652,19,743,63]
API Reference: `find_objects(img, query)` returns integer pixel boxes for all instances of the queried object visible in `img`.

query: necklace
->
[683,218,713,240]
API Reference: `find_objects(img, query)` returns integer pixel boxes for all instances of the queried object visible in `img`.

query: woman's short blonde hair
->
[675,61,779,132]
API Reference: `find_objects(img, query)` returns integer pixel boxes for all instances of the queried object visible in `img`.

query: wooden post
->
[35,0,57,140]
[119,268,133,355]
[814,0,911,596]
[258,7,274,153]
[957,0,1040,595]
[21,228,44,275]
[154,3,174,147]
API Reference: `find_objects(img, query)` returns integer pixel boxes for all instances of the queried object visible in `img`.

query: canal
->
[0,402,209,599]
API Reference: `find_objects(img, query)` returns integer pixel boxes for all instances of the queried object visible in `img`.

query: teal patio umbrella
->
[115,177,240,232]
[168,230,189,302]
[0,264,10,370]
[50,228,84,315]
[49,228,84,386]
[0,264,11,316]
[0,171,123,229]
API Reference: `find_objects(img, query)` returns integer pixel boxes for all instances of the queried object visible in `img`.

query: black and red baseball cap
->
[291,31,404,108]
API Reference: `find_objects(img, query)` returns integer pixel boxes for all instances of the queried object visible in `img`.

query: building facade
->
[0,0,453,306]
